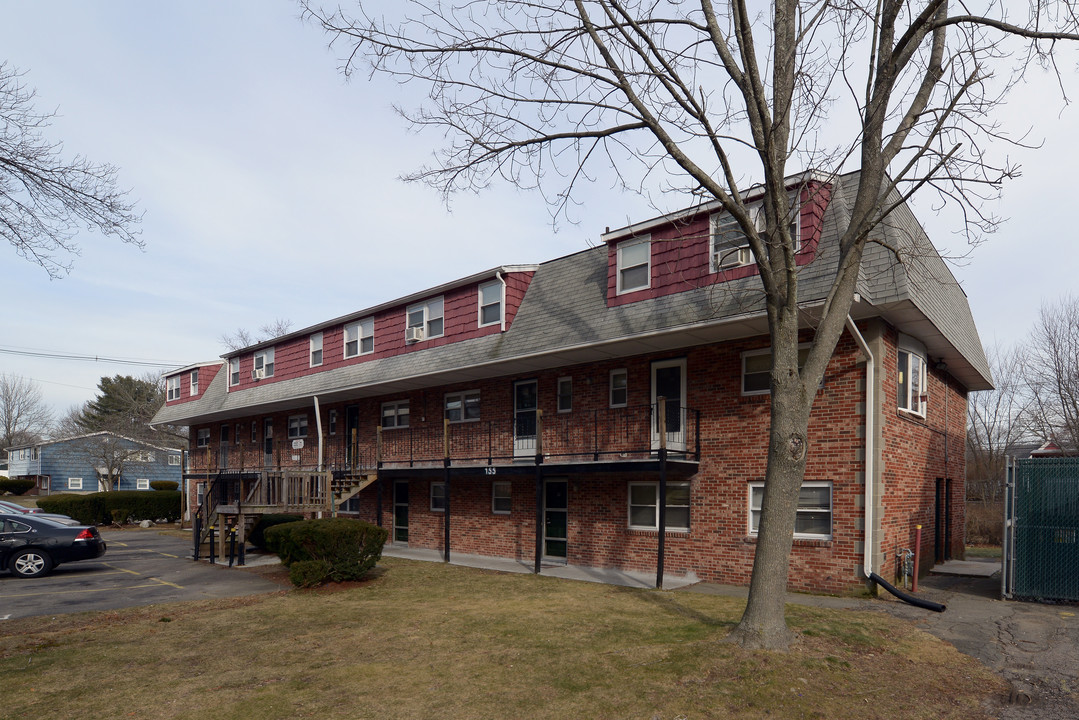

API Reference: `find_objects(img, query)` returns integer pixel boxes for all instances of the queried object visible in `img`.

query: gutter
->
[845,314,876,578]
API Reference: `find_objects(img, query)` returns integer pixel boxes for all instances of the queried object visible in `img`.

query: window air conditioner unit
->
[714,246,751,269]
[405,326,425,343]
[252,368,266,380]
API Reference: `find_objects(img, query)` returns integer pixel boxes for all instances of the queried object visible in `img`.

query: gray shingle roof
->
[153,172,991,426]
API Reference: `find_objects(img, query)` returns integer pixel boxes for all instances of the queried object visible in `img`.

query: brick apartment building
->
[152,171,991,593]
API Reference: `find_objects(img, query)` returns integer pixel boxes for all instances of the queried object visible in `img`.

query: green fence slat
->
[1012,458,1079,602]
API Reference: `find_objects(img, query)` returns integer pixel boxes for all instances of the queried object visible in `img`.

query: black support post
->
[534,463,543,574]
[443,461,451,563]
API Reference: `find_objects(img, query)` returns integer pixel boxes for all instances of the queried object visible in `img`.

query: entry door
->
[345,405,360,469]
[219,425,230,469]
[651,359,687,452]
[263,418,274,468]
[514,380,538,458]
[393,481,409,544]
[543,479,568,561]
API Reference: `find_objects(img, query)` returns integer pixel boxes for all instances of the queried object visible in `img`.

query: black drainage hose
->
[869,572,946,612]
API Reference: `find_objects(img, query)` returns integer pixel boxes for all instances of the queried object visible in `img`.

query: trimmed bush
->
[249,513,304,550]
[289,560,334,588]
[38,491,182,525]
[150,481,179,491]
[264,517,388,587]
[0,478,36,495]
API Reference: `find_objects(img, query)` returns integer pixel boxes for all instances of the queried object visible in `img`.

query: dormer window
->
[253,348,274,379]
[190,369,199,395]
[616,238,650,294]
[345,317,374,358]
[478,280,503,327]
[310,332,323,367]
[229,357,240,387]
[710,199,800,273]
[166,376,180,401]
[407,297,444,342]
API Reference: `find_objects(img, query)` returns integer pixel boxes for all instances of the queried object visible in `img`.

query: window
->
[710,201,799,272]
[133,451,156,462]
[234,423,241,445]
[628,482,690,531]
[167,376,181,401]
[749,481,832,539]
[492,481,511,514]
[407,297,444,341]
[229,357,240,387]
[190,369,199,395]
[288,414,308,439]
[898,346,927,417]
[68,477,83,490]
[344,318,374,358]
[251,421,257,443]
[136,478,150,490]
[478,280,503,327]
[557,377,572,413]
[329,409,337,436]
[610,369,628,408]
[196,428,210,448]
[39,477,48,489]
[253,348,274,378]
[741,346,811,396]
[445,391,480,423]
[310,332,323,367]
[430,482,446,512]
[382,401,410,429]
[616,238,650,293]
[168,455,180,466]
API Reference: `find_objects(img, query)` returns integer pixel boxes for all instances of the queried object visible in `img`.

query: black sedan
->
[0,515,107,578]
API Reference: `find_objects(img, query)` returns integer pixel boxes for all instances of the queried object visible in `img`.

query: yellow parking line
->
[0,582,172,599]
[151,577,184,589]
[102,563,142,576]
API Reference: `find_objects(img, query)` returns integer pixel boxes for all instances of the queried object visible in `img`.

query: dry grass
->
[966,501,1004,545]
[0,558,1006,720]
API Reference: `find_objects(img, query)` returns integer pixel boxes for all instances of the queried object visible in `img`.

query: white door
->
[651,358,687,452]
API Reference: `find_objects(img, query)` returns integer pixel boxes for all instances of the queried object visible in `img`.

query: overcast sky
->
[2,1,1077,417]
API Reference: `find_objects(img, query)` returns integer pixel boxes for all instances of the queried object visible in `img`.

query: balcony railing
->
[188,402,700,474]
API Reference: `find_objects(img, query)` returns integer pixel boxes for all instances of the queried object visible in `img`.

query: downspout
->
[845,315,876,578]
[313,395,328,517]
[496,270,507,332]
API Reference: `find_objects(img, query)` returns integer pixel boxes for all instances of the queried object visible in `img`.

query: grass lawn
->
[0,558,1005,719]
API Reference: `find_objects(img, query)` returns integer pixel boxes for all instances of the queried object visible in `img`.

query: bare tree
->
[0,63,142,278]
[0,373,53,451]
[966,343,1029,503]
[1025,296,1079,452]
[302,0,1079,649]
[219,318,294,352]
[51,403,89,440]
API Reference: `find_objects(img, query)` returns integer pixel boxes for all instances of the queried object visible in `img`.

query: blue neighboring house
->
[5,432,182,495]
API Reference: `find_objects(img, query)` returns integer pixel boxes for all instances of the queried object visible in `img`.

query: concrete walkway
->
[380,545,701,590]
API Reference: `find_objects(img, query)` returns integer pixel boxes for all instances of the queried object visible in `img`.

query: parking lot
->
[0,529,283,621]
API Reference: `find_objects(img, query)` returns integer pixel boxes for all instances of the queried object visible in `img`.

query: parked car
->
[0,515,107,578]
[0,500,80,526]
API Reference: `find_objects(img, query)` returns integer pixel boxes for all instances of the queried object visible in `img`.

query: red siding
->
[164,363,222,406]
[606,182,832,307]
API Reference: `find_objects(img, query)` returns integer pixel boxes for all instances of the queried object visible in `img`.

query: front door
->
[219,424,230,469]
[514,380,538,458]
[543,479,568,561]
[263,418,274,468]
[345,405,360,469]
[651,358,687,452]
[393,480,409,544]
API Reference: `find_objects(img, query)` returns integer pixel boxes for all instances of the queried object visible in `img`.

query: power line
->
[0,345,186,369]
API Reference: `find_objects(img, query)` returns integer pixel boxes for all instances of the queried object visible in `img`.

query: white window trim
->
[168,455,181,466]
[190,369,199,396]
[310,332,324,368]
[627,481,690,532]
[288,414,309,439]
[897,335,928,418]
[492,481,511,515]
[609,369,628,408]
[329,409,337,436]
[381,400,410,429]
[710,197,800,273]
[136,478,150,490]
[68,477,83,490]
[166,376,181,401]
[253,348,275,378]
[229,357,240,388]
[748,480,833,540]
[478,279,504,328]
[196,428,210,448]
[616,237,651,294]
[445,390,481,423]
[430,482,446,512]
[740,344,813,397]
[407,297,445,341]
[557,376,572,414]
[344,317,375,359]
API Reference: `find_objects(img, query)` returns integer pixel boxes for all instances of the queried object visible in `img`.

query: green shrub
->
[265,517,388,587]
[289,559,334,588]
[39,491,182,525]
[249,513,304,550]
[149,480,179,491]
[111,508,131,525]
[0,478,36,495]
